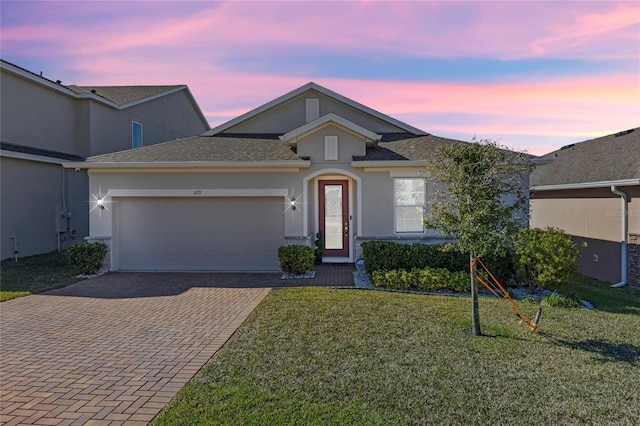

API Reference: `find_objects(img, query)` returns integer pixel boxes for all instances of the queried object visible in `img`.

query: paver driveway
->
[0,272,274,425]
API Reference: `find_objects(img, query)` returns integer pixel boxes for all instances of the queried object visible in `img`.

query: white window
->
[306,98,319,122]
[394,178,426,233]
[132,121,143,148]
[324,136,338,160]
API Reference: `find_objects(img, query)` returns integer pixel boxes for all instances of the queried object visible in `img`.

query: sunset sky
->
[2,0,638,155]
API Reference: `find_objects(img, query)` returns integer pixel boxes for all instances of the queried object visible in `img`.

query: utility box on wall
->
[54,205,71,234]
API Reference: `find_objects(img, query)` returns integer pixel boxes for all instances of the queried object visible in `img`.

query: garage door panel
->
[117,197,284,271]
[121,254,277,271]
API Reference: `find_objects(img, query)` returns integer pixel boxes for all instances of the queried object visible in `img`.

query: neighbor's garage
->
[115,197,284,271]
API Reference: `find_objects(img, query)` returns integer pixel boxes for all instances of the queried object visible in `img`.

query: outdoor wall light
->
[96,198,106,210]
[290,196,297,211]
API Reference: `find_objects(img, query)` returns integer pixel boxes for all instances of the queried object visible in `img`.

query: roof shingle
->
[354,134,465,161]
[67,85,184,106]
[530,128,640,186]
[87,136,301,163]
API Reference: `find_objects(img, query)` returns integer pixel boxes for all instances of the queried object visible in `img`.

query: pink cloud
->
[3,1,638,60]
[1,1,638,156]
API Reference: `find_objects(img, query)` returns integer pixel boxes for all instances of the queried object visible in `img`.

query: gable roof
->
[66,85,185,107]
[203,82,428,136]
[71,136,308,169]
[530,128,640,190]
[280,113,382,145]
[0,59,210,129]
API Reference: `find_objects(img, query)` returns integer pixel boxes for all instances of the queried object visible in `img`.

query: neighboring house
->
[530,128,640,288]
[0,59,210,259]
[66,82,469,272]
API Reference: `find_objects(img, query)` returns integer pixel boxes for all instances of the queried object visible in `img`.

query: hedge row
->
[361,241,513,282]
[372,267,470,292]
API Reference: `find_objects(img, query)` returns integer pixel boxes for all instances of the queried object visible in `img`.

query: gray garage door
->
[116,197,284,271]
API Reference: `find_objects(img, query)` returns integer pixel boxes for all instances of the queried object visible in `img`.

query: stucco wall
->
[87,163,443,261]
[297,126,366,163]
[0,158,87,259]
[530,186,639,283]
[89,90,209,156]
[1,72,78,155]
[530,187,640,241]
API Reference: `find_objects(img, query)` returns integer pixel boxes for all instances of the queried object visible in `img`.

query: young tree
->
[424,138,533,336]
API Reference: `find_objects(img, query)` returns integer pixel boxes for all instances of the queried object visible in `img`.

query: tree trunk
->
[470,253,482,336]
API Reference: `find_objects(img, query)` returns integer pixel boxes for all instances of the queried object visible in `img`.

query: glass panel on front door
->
[324,185,343,250]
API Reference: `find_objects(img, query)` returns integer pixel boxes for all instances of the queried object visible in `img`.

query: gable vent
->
[306,98,319,122]
[324,136,338,160]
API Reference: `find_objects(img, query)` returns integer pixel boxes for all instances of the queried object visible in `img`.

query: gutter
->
[610,185,629,288]
[530,179,640,192]
[351,160,428,168]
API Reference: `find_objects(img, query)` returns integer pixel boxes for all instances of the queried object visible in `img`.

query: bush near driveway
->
[65,241,107,275]
[278,245,314,275]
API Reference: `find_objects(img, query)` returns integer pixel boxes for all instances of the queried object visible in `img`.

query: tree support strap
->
[472,257,540,332]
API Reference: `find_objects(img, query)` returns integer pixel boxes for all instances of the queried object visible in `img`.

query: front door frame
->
[302,169,362,263]
[318,179,350,259]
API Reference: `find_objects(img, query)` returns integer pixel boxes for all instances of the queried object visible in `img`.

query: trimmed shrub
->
[372,266,471,293]
[361,241,513,282]
[65,242,107,275]
[514,227,579,289]
[361,241,466,273]
[278,245,314,275]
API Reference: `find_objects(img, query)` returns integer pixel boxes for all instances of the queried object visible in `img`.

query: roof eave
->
[351,160,427,168]
[530,178,640,191]
[63,160,311,170]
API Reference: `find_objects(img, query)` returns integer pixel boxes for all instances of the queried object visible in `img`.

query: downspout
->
[610,185,628,288]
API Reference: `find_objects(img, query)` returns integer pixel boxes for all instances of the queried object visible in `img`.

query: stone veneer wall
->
[629,233,640,289]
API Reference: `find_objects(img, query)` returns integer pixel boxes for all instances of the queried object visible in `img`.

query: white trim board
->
[107,189,289,198]
[1,149,68,165]
[280,113,381,145]
[531,179,640,191]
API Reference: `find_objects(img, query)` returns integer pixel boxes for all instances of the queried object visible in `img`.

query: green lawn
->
[153,278,640,425]
[0,252,83,301]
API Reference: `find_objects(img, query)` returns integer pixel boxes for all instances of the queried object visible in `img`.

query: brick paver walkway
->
[0,266,354,425]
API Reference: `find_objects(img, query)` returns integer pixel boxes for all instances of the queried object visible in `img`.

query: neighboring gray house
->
[530,128,640,288]
[0,59,210,259]
[66,82,466,271]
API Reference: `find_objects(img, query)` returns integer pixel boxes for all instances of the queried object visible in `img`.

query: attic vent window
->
[306,98,319,122]
[324,136,338,160]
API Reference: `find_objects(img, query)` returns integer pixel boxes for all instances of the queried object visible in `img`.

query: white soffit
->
[280,113,381,145]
